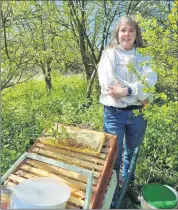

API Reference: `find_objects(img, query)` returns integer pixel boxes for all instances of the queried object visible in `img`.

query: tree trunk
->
[86,68,97,99]
[44,75,52,91]
[41,61,52,91]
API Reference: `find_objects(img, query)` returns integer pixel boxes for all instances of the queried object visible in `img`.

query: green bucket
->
[141,183,177,209]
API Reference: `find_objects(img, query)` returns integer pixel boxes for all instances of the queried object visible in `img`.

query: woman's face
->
[118,23,136,50]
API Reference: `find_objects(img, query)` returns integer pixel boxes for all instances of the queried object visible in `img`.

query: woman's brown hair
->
[108,15,143,48]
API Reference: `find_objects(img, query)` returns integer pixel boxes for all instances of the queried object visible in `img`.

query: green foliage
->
[136,2,177,102]
[137,102,178,186]
[135,2,178,188]
[1,74,103,175]
[49,125,71,139]
[1,1,82,91]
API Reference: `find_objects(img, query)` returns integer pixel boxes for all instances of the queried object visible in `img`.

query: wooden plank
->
[26,159,88,183]
[18,164,97,194]
[5,181,16,186]
[15,170,38,179]
[98,153,106,159]
[26,159,98,187]
[27,159,98,187]
[19,165,87,191]
[35,139,107,160]
[26,156,100,179]
[88,152,106,160]
[103,141,111,147]
[101,147,109,154]
[35,142,105,165]
[31,147,103,172]
[66,204,78,209]
[68,196,84,207]
[9,174,26,184]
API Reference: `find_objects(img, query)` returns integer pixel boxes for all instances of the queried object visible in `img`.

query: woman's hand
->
[140,98,149,107]
[108,83,128,99]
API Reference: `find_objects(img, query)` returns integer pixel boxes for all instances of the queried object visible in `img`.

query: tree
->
[1,1,36,91]
[1,1,82,91]
[58,0,120,99]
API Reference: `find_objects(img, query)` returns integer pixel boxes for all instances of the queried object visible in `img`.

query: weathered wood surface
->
[3,131,117,209]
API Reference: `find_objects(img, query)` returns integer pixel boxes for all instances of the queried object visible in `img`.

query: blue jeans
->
[104,106,147,182]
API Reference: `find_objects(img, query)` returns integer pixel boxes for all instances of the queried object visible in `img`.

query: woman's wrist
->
[122,87,129,97]
[127,87,132,96]
[122,86,132,97]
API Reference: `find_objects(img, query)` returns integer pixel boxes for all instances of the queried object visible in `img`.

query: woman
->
[97,15,157,206]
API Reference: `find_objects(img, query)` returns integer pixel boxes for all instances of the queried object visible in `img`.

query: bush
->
[135,2,178,188]
[136,102,178,187]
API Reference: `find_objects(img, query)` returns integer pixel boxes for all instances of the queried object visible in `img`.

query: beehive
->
[2,125,117,209]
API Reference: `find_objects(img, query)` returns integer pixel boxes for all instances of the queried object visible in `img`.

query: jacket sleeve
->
[97,49,118,94]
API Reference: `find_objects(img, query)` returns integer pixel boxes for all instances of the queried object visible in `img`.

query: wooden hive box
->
[2,127,117,209]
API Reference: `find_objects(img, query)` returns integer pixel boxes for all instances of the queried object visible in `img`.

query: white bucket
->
[10,177,71,209]
[141,184,178,209]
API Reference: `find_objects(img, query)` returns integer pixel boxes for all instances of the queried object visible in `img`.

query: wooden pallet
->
[2,129,117,209]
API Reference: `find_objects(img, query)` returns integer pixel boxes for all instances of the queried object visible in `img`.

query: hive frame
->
[1,152,94,209]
